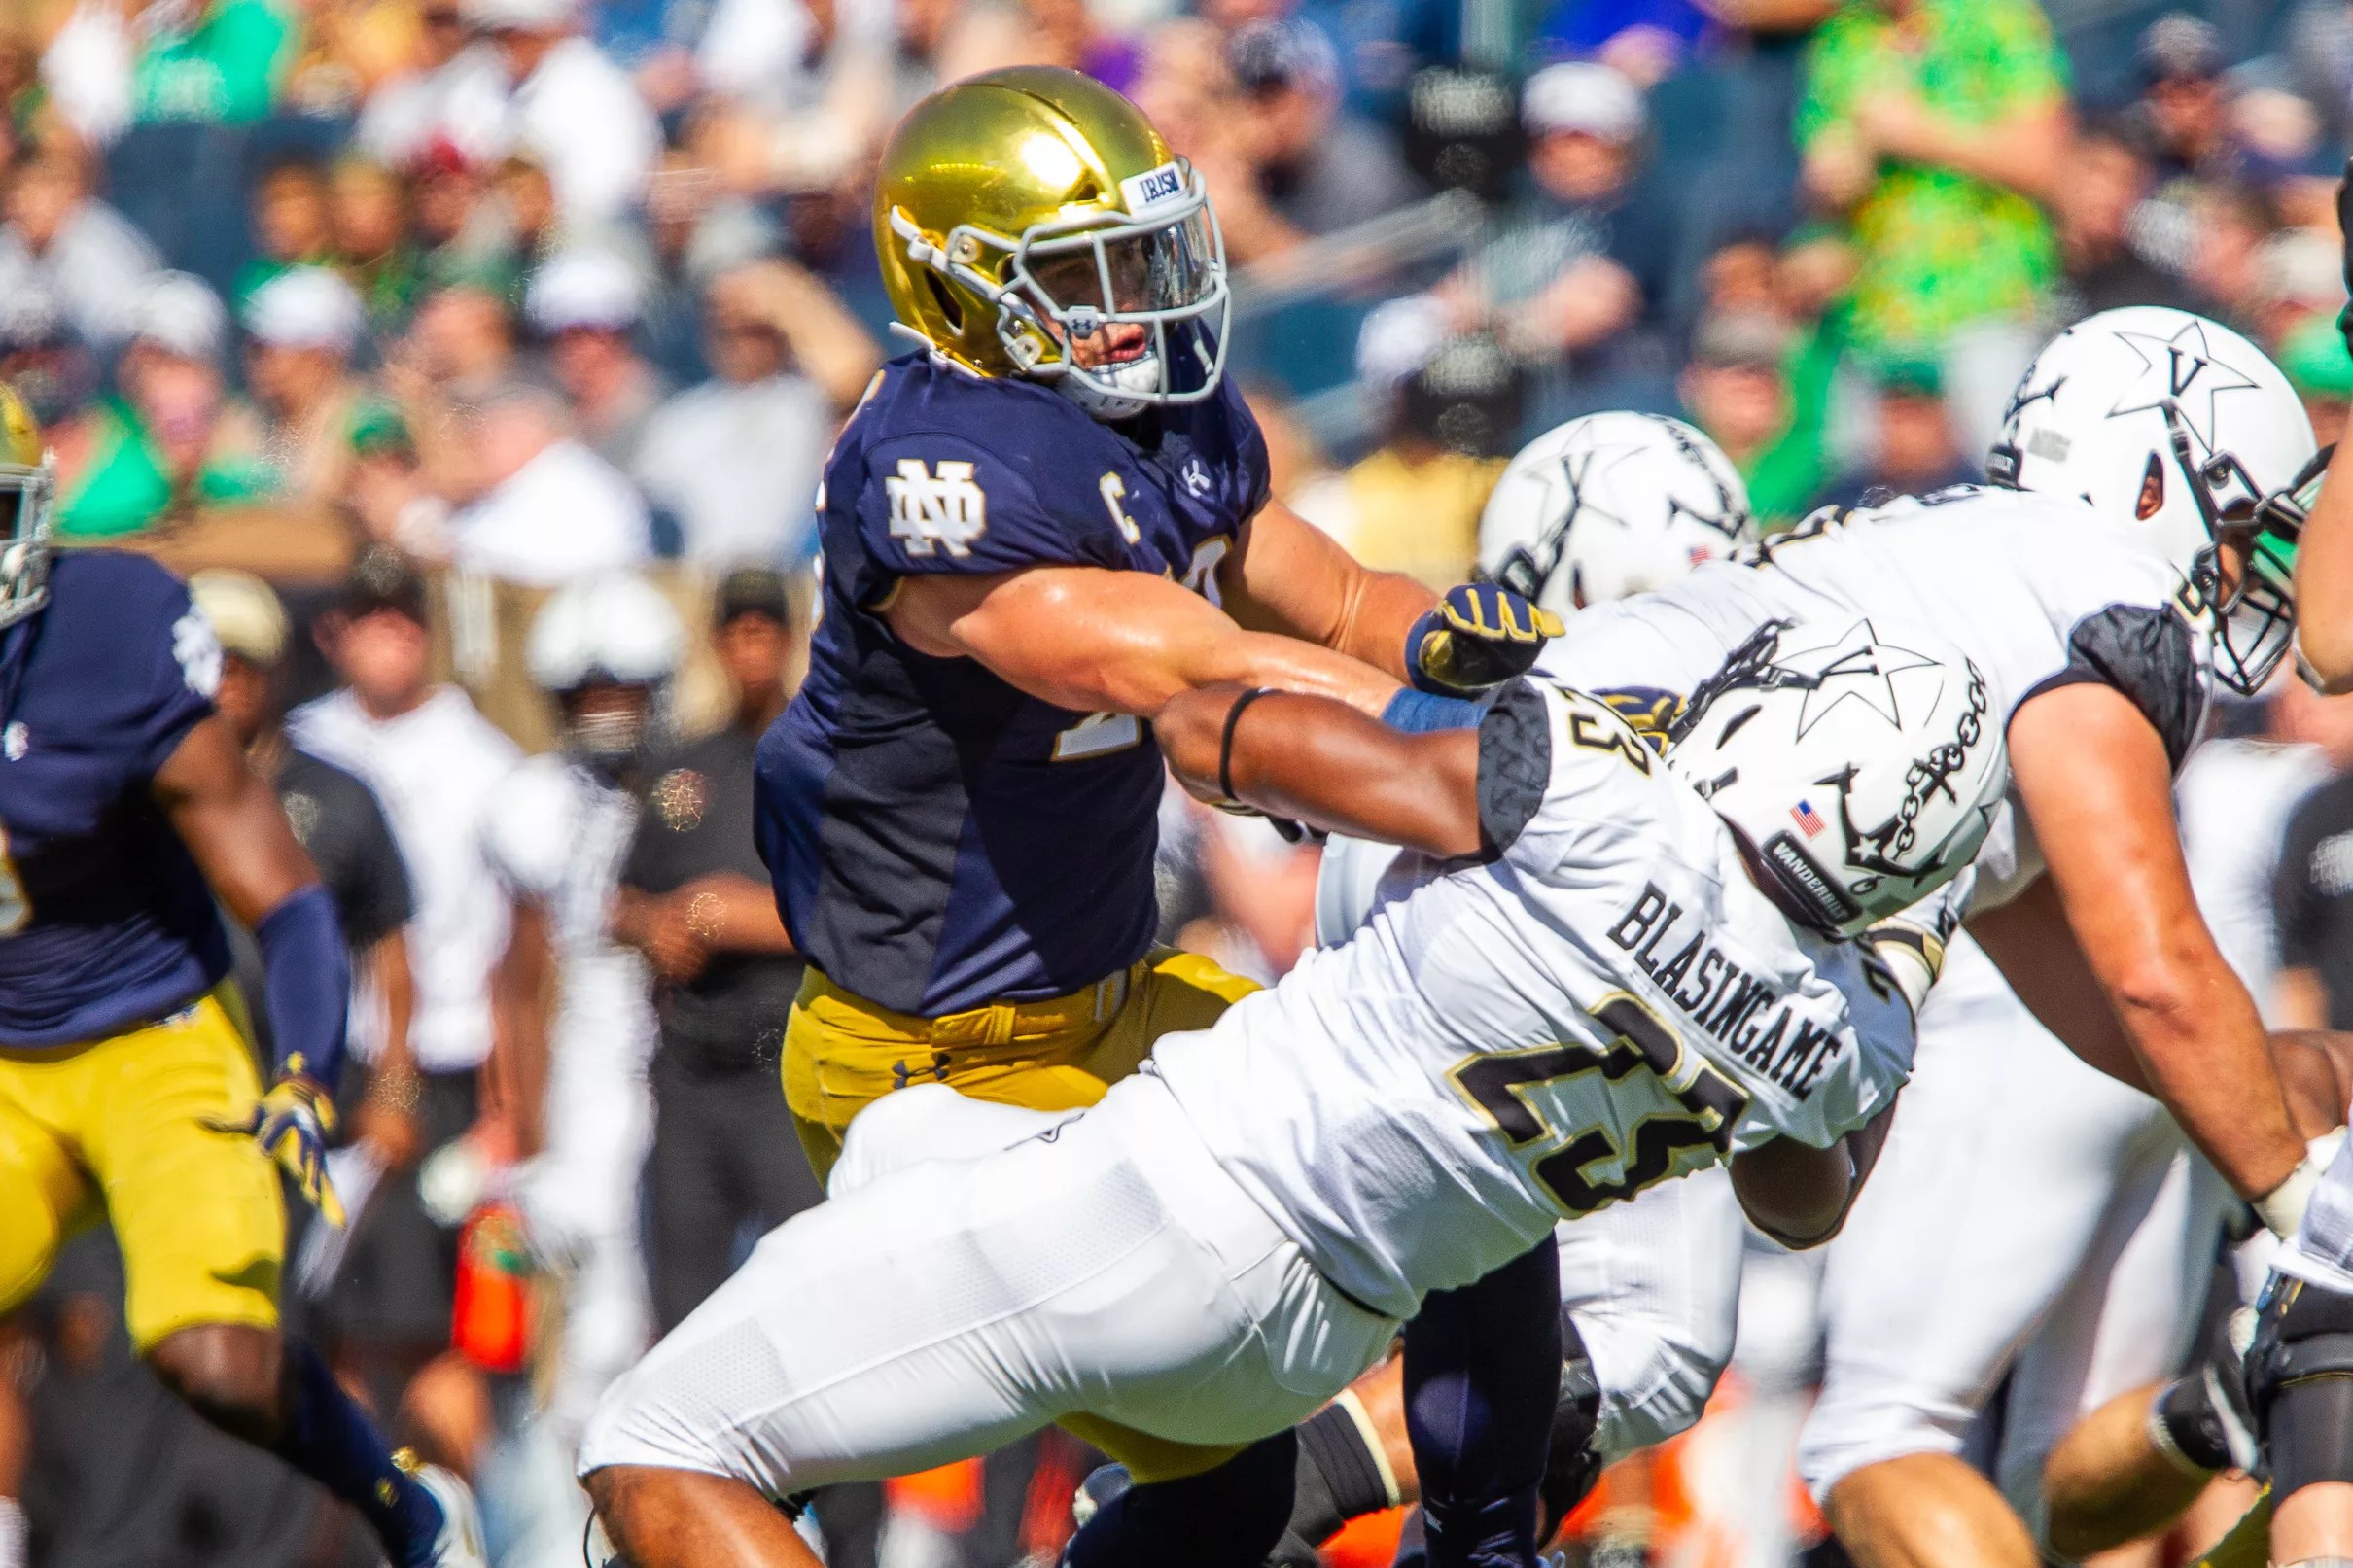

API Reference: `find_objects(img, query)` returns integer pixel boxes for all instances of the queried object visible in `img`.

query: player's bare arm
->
[1994,681,2305,1203]
[888,565,1410,719]
[152,712,324,938]
[491,900,554,1158]
[1218,498,1438,683]
[1157,683,1481,852]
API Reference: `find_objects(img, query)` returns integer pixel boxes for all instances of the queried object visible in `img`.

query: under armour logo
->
[885,459,990,558]
[1182,457,1212,497]
[891,1052,952,1089]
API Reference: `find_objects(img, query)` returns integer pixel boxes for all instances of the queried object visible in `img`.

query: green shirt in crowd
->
[55,399,277,540]
[133,0,297,126]
[1796,0,2068,355]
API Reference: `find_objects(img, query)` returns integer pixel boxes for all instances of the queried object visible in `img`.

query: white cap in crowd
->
[188,569,291,666]
[528,251,644,335]
[242,266,368,355]
[126,271,228,365]
[459,0,579,31]
[1354,294,1453,389]
[1522,62,1646,144]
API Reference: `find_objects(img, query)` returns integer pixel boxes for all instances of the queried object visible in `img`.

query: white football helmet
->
[1480,412,1755,618]
[1990,306,2324,695]
[1667,616,2007,939]
[526,574,685,764]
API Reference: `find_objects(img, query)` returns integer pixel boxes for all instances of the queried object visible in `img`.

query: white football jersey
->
[481,753,652,1062]
[1539,486,2215,909]
[1150,681,1922,1321]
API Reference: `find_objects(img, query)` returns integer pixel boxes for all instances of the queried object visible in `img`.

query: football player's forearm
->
[1224,500,1435,682]
[1730,1135,1857,1248]
[1159,685,1481,855]
[2297,422,2353,690]
[2112,963,2303,1200]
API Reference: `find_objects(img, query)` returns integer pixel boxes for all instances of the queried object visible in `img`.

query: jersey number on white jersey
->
[1450,993,1750,1216]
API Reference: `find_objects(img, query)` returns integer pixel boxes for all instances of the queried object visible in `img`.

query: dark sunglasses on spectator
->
[423,9,462,26]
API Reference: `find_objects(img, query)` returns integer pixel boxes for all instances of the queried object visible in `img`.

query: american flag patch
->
[1792,800,1826,837]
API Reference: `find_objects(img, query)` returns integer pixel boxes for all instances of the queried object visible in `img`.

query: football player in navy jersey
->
[753,62,1553,1511]
[0,388,485,1568]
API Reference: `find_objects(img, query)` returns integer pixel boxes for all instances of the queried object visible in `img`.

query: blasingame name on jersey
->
[1607,884,1847,1102]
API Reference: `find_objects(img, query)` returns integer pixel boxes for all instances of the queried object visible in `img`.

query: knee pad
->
[2250,1276,2353,1494]
[1539,1317,1605,1526]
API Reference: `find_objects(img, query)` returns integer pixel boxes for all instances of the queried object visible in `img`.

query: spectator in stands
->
[0,143,159,352]
[614,568,811,1331]
[192,568,424,1183]
[242,265,373,507]
[1435,62,1674,415]
[1813,354,1976,510]
[2250,226,2346,353]
[1678,308,1825,531]
[2131,14,2236,186]
[442,378,652,582]
[132,0,299,123]
[236,156,336,304]
[53,271,272,539]
[528,249,670,472]
[1293,301,1514,589]
[688,0,896,201]
[0,287,100,436]
[453,0,661,228]
[2279,311,2353,440]
[331,155,425,331]
[287,548,524,1428]
[1201,18,1422,264]
[2052,121,2195,319]
[1796,0,2072,454]
[2186,179,2278,333]
[396,280,515,398]
[633,259,880,568]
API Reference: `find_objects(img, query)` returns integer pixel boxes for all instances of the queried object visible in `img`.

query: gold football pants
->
[783,947,1262,1481]
[0,986,284,1350]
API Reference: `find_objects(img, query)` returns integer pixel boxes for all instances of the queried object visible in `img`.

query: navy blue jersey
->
[0,550,230,1046]
[758,355,1270,1015]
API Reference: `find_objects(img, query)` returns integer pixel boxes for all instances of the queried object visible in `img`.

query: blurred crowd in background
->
[16,0,2353,1561]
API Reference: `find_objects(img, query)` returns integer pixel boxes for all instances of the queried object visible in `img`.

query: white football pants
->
[578,1076,1399,1496]
[1797,935,2226,1545]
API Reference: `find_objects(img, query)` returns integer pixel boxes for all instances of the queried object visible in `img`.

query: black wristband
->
[1219,686,1277,805]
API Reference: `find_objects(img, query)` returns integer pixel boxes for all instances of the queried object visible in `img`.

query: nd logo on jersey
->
[887,459,989,557]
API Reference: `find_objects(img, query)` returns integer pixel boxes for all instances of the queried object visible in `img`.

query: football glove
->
[1407,582,1564,696]
[206,1062,345,1228]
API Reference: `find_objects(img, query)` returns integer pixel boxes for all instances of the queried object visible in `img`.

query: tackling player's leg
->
[0,993,484,1568]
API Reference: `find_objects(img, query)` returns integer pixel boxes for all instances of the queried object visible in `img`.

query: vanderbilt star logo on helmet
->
[2107,319,2262,452]
[1784,622,1943,740]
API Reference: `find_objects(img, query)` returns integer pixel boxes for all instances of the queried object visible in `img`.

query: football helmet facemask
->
[0,384,56,633]
[525,574,686,769]
[876,66,1229,421]
[1668,615,2007,939]
[1989,306,2319,695]
[1480,412,1755,619]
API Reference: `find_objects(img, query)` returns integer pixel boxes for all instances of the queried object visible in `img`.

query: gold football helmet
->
[0,383,54,631]
[876,66,1229,417]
